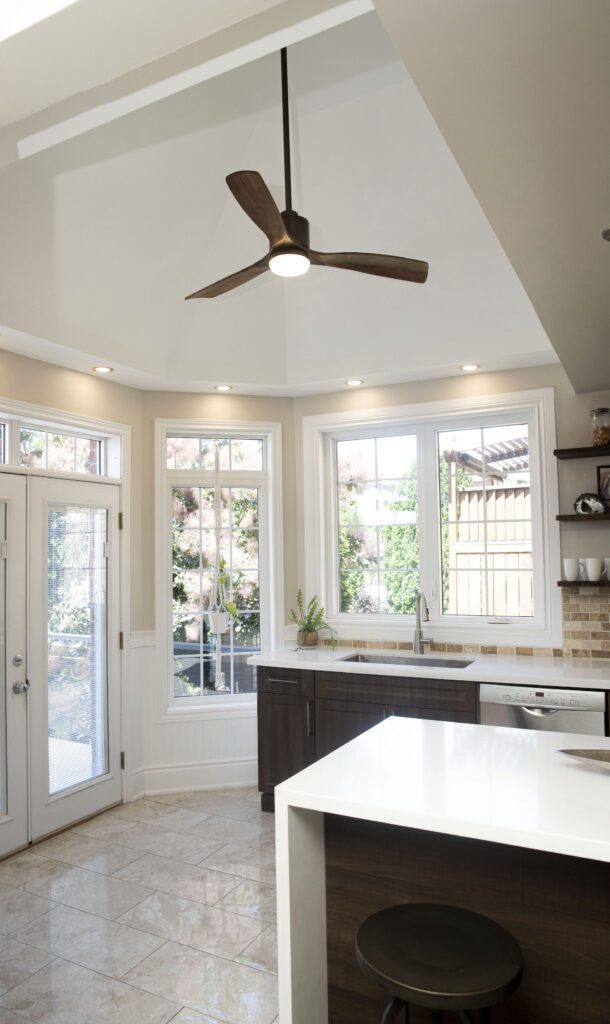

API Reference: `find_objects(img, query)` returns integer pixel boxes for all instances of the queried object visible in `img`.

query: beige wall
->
[2,348,609,634]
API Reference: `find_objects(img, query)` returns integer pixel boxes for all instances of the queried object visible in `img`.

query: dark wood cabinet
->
[315,698,385,759]
[257,665,479,808]
[257,668,315,807]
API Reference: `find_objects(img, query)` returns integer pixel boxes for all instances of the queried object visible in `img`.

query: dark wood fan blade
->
[226,171,290,247]
[309,250,428,284]
[185,257,268,299]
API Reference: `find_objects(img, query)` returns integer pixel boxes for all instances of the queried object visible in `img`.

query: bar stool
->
[355,903,523,1023]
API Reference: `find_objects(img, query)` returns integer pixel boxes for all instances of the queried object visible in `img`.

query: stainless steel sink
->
[340,653,474,669]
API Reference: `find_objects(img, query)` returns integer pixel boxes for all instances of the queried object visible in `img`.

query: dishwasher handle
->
[521,705,560,717]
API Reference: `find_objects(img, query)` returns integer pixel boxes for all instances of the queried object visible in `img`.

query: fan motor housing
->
[281,210,310,250]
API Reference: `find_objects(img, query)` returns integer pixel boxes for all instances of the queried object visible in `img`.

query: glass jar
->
[591,408,610,447]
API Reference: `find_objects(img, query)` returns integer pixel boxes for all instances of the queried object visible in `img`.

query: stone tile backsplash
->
[321,586,610,659]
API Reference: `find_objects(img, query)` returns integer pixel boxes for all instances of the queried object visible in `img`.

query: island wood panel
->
[324,815,610,1024]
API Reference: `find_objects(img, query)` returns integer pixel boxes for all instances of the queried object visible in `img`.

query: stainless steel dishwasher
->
[479,684,606,736]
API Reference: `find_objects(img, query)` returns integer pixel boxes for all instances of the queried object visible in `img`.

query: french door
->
[0,475,28,856]
[0,474,121,857]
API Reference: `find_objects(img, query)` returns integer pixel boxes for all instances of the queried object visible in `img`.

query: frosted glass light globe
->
[269,252,310,277]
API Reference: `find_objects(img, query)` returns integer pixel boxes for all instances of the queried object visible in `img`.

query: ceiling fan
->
[186,48,429,300]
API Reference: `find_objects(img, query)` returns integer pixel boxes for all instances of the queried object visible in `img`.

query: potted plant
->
[290,590,336,648]
[208,559,238,634]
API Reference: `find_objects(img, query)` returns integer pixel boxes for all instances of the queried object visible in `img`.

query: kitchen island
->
[275,717,610,1024]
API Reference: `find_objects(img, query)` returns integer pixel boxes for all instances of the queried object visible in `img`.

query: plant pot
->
[208,610,229,634]
[297,630,318,647]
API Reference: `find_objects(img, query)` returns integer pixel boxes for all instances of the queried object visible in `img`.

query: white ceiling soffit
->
[373,0,610,394]
[0,0,372,167]
[0,14,555,396]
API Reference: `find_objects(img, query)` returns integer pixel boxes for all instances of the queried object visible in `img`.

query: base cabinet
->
[257,666,478,808]
[315,699,385,760]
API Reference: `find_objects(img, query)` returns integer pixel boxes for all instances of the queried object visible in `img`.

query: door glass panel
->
[0,503,6,815]
[47,505,108,795]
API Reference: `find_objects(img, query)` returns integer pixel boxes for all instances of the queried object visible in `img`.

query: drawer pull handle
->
[269,677,299,685]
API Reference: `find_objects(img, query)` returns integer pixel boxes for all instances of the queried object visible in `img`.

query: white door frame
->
[28,477,122,840]
[0,474,28,857]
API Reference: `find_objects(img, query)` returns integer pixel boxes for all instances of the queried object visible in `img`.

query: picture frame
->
[596,464,610,506]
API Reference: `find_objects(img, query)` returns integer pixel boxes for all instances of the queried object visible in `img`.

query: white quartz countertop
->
[249,646,610,689]
[275,716,610,862]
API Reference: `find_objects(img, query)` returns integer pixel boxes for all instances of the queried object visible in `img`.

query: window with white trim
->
[161,426,281,707]
[0,412,120,477]
[306,390,560,647]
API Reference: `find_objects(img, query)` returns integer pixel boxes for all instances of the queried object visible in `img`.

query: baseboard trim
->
[129,756,257,797]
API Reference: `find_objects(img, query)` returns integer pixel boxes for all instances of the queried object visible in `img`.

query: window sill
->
[159,697,257,724]
[326,615,560,649]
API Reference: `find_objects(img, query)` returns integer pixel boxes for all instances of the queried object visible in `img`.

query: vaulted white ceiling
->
[0,10,556,394]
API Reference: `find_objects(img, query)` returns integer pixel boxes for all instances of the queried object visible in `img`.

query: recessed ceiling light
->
[214,384,233,392]
[460,363,480,373]
[92,365,113,374]
[346,379,364,387]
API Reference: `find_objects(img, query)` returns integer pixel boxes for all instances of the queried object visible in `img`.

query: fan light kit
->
[269,251,310,277]
[346,379,364,387]
[214,384,233,392]
[460,363,480,373]
[93,365,113,374]
[186,48,428,300]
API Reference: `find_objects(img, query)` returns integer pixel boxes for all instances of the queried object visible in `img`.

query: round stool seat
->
[356,903,523,1012]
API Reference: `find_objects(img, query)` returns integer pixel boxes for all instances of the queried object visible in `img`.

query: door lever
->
[12,680,30,695]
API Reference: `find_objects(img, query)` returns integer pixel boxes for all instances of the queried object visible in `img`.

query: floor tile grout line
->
[0,955,60,1007]
[0,952,185,1019]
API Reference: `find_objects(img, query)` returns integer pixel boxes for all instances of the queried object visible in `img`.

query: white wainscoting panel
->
[127,632,258,798]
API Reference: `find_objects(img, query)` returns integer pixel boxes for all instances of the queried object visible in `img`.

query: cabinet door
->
[315,698,385,759]
[258,692,315,793]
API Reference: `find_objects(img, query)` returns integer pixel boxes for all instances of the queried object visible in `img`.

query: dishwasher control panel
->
[479,684,605,712]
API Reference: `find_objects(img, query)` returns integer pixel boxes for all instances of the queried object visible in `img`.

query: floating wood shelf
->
[557,579,610,587]
[553,444,610,460]
[556,513,610,522]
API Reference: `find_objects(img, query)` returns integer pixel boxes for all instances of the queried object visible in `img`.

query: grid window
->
[20,428,102,475]
[172,485,261,699]
[438,423,532,617]
[336,433,419,614]
[166,436,263,472]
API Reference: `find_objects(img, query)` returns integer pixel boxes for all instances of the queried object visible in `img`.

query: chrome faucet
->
[414,590,432,654]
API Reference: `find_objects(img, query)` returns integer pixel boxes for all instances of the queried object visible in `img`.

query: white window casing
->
[155,419,284,715]
[302,388,561,648]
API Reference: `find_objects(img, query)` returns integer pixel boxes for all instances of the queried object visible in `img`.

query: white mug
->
[585,557,603,582]
[563,558,580,582]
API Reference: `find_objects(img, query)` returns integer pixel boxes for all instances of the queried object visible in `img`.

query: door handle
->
[12,680,30,695]
[306,700,314,737]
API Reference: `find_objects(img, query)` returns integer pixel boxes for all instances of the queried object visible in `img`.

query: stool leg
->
[381,998,409,1024]
[431,1013,444,1023]
[479,1011,492,1023]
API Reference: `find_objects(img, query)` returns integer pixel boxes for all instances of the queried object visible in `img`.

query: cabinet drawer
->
[258,666,314,698]
[315,671,476,713]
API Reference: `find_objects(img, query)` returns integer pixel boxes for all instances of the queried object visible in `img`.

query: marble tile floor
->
[0,787,280,1024]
